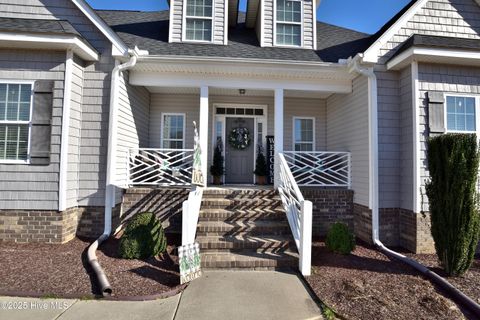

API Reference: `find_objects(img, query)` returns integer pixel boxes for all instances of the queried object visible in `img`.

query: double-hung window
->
[446,96,477,132]
[185,0,213,42]
[276,0,302,46]
[0,82,33,162]
[162,114,185,149]
[293,117,314,151]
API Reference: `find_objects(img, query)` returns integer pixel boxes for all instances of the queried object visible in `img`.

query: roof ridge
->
[316,20,371,37]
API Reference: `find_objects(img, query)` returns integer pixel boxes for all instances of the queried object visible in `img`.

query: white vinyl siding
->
[0,82,33,163]
[327,76,370,207]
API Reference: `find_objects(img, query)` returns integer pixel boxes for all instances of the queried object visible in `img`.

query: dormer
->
[246,0,318,49]
[169,0,232,45]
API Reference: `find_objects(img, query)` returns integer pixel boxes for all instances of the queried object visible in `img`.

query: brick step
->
[201,249,299,270]
[201,198,283,210]
[199,208,285,222]
[197,220,290,236]
[196,234,295,251]
[203,188,277,198]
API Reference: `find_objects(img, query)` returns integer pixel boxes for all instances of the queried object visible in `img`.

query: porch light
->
[239,89,246,95]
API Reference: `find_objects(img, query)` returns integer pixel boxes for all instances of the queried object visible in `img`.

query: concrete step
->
[196,234,295,251]
[203,188,277,198]
[201,249,299,270]
[197,220,290,236]
[199,208,285,222]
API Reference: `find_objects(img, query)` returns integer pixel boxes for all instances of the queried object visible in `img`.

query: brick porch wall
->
[300,188,354,237]
[399,209,435,254]
[0,205,121,244]
[121,188,189,233]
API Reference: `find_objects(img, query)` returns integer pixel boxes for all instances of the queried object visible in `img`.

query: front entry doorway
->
[225,118,255,184]
[212,104,268,185]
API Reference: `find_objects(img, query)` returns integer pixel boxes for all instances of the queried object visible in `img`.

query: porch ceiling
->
[146,87,333,99]
[130,57,355,94]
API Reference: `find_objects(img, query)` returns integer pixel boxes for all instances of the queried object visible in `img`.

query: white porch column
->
[200,86,209,186]
[274,88,284,188]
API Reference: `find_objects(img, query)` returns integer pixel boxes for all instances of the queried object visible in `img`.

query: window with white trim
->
[276,0,302,46]
[0,83,32,162]
[446,96,476,132]
[294,117,314,151]
[162,114,185,149]
[185,0,213,42]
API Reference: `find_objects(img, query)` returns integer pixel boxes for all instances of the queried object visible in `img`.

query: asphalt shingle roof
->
[390,34,480,60]
[96,10,371,63]
[0,17,81,37]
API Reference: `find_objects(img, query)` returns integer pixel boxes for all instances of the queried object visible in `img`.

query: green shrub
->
[425,133,480,276]
[325,222,355,255]
[118,212,167,259]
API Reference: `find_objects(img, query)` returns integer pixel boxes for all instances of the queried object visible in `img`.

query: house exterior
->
[0,0,479,263]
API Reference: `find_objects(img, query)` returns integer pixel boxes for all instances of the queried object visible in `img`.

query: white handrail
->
[278,153,312,276]
[182,186,204,246]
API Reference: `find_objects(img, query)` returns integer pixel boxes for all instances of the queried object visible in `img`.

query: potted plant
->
[210,144,224,185]
[254,145,268,185]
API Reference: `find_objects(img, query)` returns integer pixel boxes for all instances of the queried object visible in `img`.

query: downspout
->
[346,54,480,316]
[87,49,139,297]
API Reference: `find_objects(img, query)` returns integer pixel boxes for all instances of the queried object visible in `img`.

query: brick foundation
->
[121,188,189,232]
[0,205,121,244]
[353,204,435,253]
[301,188,354,236]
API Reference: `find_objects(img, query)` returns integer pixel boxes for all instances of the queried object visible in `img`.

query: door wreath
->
[228,127,251,150]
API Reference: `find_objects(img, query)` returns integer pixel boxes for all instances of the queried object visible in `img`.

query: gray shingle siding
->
[378,0,480,63]
[0,0,117,209]
[417,63,480,211]
[399,66,414,211]
[0,49,65,210]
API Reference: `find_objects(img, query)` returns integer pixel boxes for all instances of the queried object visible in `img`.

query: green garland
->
[228,127,251,150]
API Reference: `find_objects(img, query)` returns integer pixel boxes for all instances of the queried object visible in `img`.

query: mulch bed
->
[305,240,473,320]
[0,234,182,299]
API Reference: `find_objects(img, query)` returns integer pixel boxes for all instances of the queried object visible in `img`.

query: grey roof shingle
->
[96,9,371,63]
[390,34,480,60]
[0,17,81,37]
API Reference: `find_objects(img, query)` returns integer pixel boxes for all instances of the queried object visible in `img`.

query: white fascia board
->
[0,32,99,61]
[70,0,129,56]
[387,47,480,70]
[362,0,429,63]
[130,71,352,93]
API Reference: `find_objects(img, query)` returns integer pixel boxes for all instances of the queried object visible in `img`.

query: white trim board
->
[0,32,99,61]
[59,50,74,211]
[387,47,480,70]
[362,0,429,64]
[70,0,129,56]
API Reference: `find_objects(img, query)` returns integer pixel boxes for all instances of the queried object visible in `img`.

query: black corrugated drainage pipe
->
[87,47,143,297]
[346,54,480,317]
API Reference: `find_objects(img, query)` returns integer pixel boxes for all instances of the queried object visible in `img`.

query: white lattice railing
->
[278,153,312,276]
[283,151,351,188]
[127,148,194,186]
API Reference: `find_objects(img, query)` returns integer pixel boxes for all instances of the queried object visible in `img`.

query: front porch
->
[110,58,370,275]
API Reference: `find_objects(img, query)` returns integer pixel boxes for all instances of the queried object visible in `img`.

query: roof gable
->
[70,0,128,56]
[363,0,480,64]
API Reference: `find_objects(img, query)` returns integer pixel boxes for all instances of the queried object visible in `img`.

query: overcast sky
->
[87,0,411,34]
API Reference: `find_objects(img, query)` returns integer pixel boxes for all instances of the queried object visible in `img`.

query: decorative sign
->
[178,242,202,284]
[266,136,275,185]
[191,121,205,186]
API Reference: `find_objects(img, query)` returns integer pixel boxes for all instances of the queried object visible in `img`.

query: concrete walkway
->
[0,271,322,320]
